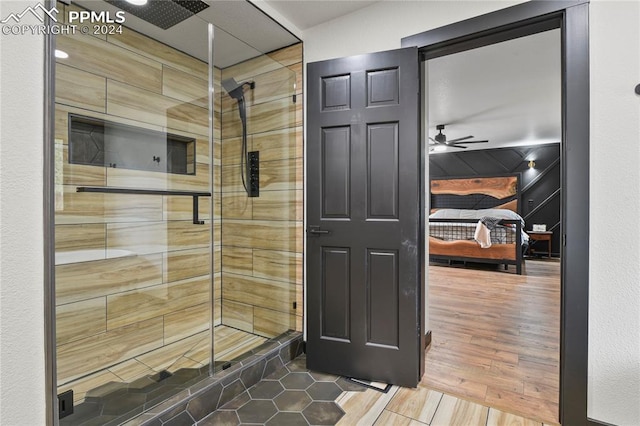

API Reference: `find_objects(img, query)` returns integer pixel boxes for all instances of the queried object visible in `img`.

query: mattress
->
[428,208,529,245]
[429,221,520,245]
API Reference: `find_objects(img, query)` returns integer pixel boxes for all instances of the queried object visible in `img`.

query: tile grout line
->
[428,391,445,426]
[383,406,430,425]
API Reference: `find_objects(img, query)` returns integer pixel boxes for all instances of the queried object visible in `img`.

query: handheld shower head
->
[222,78,255,197]
[222,78,254,101]
[222,78,244,101]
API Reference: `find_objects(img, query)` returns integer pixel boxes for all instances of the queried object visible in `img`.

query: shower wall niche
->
[67,114,197,174]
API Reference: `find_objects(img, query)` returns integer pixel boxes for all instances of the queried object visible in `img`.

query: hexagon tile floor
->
[160,354,555,426]
[197,355,366,425]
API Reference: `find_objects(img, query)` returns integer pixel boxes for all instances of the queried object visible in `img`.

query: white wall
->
[302,1,640,425]
[303,0,525,63]
[588,1,640,424]
[0,1,47,425]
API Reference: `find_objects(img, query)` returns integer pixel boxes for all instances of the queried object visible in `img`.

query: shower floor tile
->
[58,325,267,405]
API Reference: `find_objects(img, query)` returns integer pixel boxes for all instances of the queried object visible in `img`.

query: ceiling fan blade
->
[446,135,474,144]
[452,140,489,144]
[429,137,438,144]
[447,144,467,149]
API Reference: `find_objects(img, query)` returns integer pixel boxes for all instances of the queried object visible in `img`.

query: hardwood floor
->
[424,259,561,425]
[336,379,551,426]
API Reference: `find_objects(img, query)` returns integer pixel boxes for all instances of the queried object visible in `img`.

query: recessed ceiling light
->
[54,49,68,59]
[125,0,147,5]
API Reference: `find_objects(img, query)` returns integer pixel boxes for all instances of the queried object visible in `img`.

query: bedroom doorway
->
[422,28,562,423]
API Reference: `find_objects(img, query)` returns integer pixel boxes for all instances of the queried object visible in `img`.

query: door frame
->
[402,1,591,424]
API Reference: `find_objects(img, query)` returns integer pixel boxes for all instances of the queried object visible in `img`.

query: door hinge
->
[293,302,297,310]
[293,94,297,103]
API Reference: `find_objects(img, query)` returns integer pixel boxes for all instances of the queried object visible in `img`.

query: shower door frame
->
[44,1,57,423]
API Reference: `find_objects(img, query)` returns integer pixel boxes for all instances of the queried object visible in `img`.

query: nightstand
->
[527,231,553,258]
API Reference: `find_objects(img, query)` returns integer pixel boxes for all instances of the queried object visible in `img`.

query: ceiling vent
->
[105,0,209,29]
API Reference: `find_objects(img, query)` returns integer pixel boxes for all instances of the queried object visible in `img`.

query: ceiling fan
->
[429,124,489,151]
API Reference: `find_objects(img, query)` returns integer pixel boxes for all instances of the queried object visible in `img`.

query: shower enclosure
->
[52,1,301,423]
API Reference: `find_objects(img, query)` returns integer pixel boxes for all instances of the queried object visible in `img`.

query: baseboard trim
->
[588,417,617,426]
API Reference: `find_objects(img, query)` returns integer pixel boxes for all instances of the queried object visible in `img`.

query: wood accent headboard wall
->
[430,175,521,213]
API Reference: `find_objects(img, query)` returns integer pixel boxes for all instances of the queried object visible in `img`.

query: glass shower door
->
[53,2,214,423]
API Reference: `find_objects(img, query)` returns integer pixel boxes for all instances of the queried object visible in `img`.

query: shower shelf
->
[76,186,211,224]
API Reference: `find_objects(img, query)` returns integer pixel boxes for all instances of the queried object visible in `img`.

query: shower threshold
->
[59,325,267,408]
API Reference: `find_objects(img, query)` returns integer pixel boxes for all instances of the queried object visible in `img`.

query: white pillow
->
[429,209,462,219]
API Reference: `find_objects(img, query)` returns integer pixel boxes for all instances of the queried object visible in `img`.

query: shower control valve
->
[247,151,259,198]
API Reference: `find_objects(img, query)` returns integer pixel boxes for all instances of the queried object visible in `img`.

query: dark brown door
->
[306,47,423,387]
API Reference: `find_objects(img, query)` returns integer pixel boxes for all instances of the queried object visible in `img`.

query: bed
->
[428,175,528,274]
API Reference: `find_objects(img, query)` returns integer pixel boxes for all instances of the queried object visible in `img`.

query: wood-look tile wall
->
[54,2,220,388]
[220,43,303,339]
